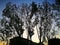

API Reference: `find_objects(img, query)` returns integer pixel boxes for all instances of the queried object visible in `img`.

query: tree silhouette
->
[2,2,24,37]
[0,1,60,45]
[30,2,38,19]
[55,0,60,5]
[37,0,57,43]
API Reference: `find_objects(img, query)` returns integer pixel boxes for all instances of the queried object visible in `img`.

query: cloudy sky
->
[0,0,55,19]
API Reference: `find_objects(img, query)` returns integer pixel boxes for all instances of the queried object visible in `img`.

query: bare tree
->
[2,2,24,38]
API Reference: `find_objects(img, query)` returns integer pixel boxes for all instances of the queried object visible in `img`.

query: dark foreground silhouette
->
[48,38,60,45]
[9,36,44,45]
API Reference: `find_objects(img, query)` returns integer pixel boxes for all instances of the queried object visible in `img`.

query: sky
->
[0,0,55,19]
[0,0,55,43]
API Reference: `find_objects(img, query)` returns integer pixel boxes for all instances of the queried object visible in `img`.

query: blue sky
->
[0,0,55,19]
